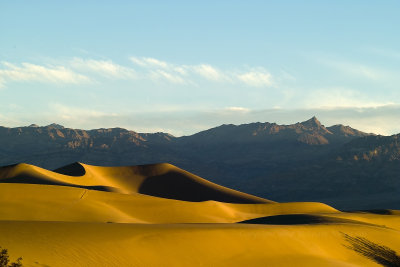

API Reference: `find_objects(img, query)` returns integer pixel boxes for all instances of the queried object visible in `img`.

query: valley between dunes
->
[0,163,399,266]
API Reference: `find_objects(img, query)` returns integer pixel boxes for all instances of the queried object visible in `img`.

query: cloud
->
[0,62,90,87]
[173,66,188,75]
[70,58,136,79]
[130,56,274,87]
[224,106,250,112]
[0,56,276,89]
[191,64,225,81]
[131,56,193,84]
[149,70,186,84]
[237,70,273,87]
[130,57,169,68]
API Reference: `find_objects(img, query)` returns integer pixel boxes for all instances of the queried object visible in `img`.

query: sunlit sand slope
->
[0,162,399,266]
[0,183,336,223]
[1,222,400,267]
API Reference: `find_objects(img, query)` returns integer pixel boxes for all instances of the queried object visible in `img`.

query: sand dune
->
[1,162,271,203]
[0,162,399,266]
[0,183,336,223]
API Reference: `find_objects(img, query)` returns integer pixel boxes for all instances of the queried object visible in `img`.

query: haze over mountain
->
[1,117,398,210]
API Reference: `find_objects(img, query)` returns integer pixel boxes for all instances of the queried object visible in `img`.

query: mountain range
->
[1,117,399,210]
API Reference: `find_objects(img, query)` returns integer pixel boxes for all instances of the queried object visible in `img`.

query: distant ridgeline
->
[0,117,399,210]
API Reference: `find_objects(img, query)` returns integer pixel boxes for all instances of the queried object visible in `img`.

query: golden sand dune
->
[1,162,270,203]
[0,183,337,223]
[0,162,399,266]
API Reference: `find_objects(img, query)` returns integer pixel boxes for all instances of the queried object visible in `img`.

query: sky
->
[1,1,399,136]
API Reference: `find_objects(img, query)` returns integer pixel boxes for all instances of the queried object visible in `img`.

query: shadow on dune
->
[238,214,337,225]
[238,214,373,225]
[0,176,116,192]
[342,233,400,267]
[138,170,266,203]
[346,209,396,215]
[53,162,86,176]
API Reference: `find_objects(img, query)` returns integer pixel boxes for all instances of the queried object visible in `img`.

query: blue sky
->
[1,1,399,135]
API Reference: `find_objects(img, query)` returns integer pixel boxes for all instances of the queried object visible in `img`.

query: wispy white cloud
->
[0,57,276,89]
[191,64,226,81]
[237,70,273,87]
[173,66,188,75]
[70,58,136,79]
[130,56,194,84]
[130,56,274,87]
[130,57,169,68]
[149,70,186,84]
[224,106,250,112]
[0,62,90,87]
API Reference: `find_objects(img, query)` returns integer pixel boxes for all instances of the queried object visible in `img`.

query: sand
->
[0,162,399,266]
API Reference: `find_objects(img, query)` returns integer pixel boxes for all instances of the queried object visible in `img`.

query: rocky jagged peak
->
[328,124,354,135]
[327,124,371,138]
[46,123,65,129]
[299,116,323,128]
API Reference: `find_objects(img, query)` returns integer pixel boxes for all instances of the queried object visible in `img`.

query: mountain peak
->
[46,123,64,129]
[300,116,322,128]
[327,124,372,138]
